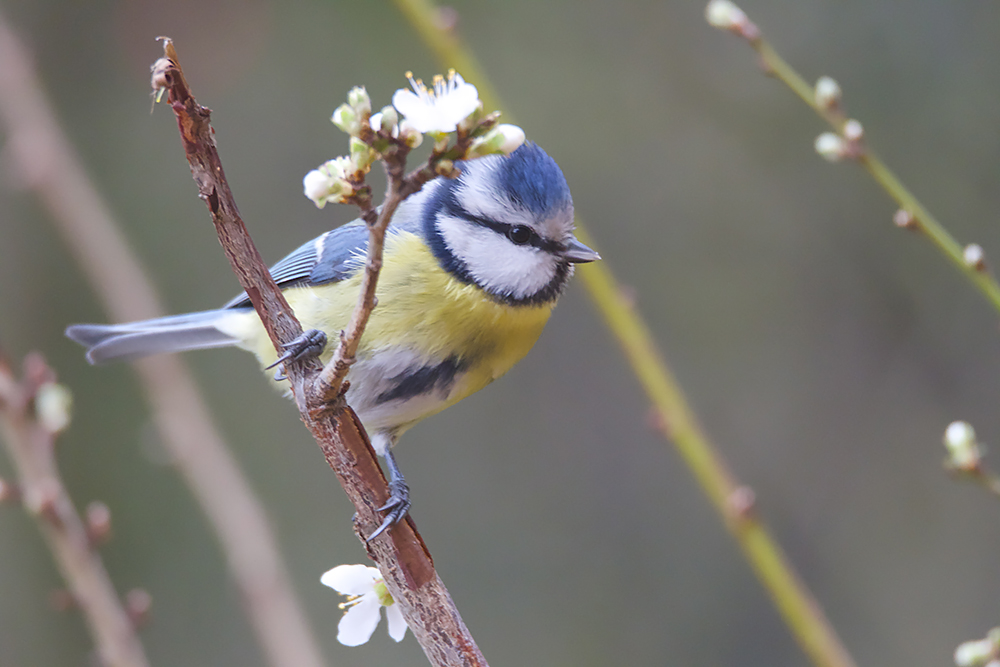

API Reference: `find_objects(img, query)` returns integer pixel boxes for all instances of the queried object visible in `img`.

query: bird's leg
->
[368,448,411,540]
[266,329,327,380]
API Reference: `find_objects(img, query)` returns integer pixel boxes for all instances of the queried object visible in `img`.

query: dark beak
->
[563,236,601,263]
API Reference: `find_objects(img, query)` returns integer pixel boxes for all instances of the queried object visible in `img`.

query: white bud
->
[955,637,996,667]
[944,421,981,471]
[843,119,864,142]
[331,104,360,136]
[814,133,846,162]
[303,157,354,208]
[303,170,333,208]
[372,106,399,135]
[963,244,985,270]
[893,209,916,229]
[814,76,842,109]
[466,124,526,158]
[705,0,747,29]
[397,120,423,148]
[35,383,72,434]
[494,124,525,154]
[349,137,377,174]
[347,86,371,118]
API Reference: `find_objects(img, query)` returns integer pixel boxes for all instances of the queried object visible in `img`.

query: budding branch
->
[151,38,488,667]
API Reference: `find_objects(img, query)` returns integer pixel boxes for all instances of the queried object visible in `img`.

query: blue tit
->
[66,142,599,536]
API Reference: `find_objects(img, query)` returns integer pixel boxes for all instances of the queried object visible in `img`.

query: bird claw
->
[367,479,411,540]
[265,329,328,373]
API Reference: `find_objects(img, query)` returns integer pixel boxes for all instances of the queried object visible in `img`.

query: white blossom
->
[321,564,407,646]
[392,70,480,134]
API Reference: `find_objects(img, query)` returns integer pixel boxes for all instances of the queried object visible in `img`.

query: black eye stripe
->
[463,214,563,254]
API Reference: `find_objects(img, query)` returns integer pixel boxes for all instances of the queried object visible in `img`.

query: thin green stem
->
[749,36,1000,314]
[391,2,859,667]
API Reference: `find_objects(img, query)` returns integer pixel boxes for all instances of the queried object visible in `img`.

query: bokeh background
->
[2,1,1000,665]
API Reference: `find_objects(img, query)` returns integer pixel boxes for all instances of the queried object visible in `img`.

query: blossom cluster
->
[303,70,525,208]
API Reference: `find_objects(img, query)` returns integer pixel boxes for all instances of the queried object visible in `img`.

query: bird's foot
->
[368,478,411,540]
[267,329,327,380]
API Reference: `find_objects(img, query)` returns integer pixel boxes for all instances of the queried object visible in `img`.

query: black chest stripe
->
[376,356,467,404]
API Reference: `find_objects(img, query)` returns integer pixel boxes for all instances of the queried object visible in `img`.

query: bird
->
[65,142,600,537]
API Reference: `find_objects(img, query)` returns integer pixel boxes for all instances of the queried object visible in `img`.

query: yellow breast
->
[223,231,554,423]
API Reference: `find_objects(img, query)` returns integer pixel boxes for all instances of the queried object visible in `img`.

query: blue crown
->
[495,142,573,217]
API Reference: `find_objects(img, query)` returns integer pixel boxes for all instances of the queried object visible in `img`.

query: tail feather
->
[65,310,243,365]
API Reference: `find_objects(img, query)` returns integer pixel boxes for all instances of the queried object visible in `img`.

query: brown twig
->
[314,134,479,399]
[0,352,150,667]
[154,39,488,667]
[0,15,326,667]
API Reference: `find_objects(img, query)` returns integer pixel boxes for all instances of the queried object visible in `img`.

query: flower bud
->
[349,137,377,174]
[331,103,360,137]
[347,86,372,118]
[955,633,999,667]
[815,133,847,162]
[35,382,72,434]
[397,120,423,148]
[893,209,917,230]
[466,124,526,158]
[303,157,354,208]
[372,105,399,135]
[814,76,842,109]
[944,421,981,471]
[705,0,747,30]
[434,159,458,178]
[494,124,526,154]
[963,244,986,271]
[843,119,864,142]
[86,501,112,545]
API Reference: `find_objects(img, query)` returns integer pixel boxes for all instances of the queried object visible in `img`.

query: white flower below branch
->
[321,564,407,646]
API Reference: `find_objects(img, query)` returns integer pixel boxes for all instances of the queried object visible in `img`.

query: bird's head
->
[421,142,599,305]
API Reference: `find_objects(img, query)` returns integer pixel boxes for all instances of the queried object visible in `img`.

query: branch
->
[153,39,489,667]
[705,0,1000,316]
[0,14,327,667]
[314,127,483,399]
[0,352,150,667]
[391,3,860,667]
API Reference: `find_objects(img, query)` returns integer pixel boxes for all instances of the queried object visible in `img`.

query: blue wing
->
[224,215,424,309]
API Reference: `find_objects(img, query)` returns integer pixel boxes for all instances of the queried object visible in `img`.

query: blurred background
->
[2,1,1000,665]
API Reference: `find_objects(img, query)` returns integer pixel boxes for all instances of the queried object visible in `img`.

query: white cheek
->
[437,214,557,299]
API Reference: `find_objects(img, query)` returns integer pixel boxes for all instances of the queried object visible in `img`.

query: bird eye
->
[507,225,532,245]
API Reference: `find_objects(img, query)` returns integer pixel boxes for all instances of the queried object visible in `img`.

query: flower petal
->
[302,169,332,207]
[385,603,408,642]
[337,596,381,646]
[391,89,423,121]
[448,85,479,118]
[320,564,378,596]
